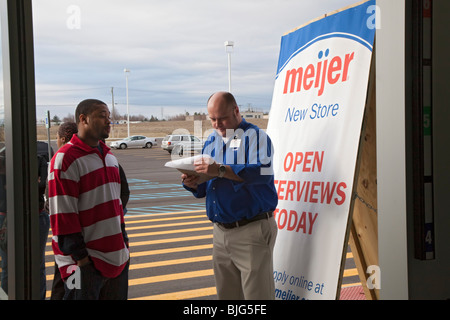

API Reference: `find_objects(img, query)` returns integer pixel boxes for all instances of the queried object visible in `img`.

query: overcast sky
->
[28,0,359,120]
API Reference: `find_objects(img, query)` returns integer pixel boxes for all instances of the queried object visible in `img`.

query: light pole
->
[224,41,234,93]
[111,87,115,138]
[124,68,130,137]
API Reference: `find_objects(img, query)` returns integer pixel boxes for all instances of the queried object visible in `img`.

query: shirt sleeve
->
[48,152,82,236]
[183,182,207,198]
[119,164,130,210]
[58,233,88,261]
[121,222,129,248]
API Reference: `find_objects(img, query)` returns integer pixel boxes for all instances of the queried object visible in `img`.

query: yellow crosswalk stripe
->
[125,214,207,225]
[126,220,211,231]
[129,256,212,270]
[341,283,362,288]
[128,226,213,238]
[343,268,358,277]
[129,269,214,286]
[125,211,205,220]
[131,234,213,247]
[131,287,217,300]
[130,244,213,258]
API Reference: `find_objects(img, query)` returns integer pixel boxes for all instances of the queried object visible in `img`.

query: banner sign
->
[267,0,376,300]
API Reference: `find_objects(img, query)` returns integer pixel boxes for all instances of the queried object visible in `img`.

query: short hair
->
[58,122,78,142]
[207,92,238,109]
[75,99,107,124]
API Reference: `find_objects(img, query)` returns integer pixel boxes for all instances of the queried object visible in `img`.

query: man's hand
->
[194,157,219,177]
[181,173,200,190]
[193,157,244,182]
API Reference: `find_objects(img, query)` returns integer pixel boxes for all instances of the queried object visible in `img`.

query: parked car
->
[171,140,204,157]
[110,135,158,149]
[161,134,202,153]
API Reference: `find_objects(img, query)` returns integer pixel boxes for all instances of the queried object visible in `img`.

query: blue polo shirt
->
[184,119,278,223]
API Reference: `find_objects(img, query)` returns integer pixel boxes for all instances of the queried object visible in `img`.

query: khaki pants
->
[213,217,278,300]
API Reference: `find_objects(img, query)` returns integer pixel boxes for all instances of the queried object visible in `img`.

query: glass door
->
[0,7,8,299]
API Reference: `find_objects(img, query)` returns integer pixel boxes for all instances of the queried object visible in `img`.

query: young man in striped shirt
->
[48,99,130,300]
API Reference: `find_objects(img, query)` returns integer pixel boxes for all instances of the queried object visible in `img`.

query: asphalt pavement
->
[43,143,363,300]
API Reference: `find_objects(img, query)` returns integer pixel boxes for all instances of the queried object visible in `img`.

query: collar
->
[237,118,250,131]
[70,134,111,155]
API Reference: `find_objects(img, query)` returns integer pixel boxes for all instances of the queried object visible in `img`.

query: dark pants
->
[50,261,65,300]
[63,259,129,300]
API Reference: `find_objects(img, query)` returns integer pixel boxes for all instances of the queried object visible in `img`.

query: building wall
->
[376,0,409,300]
[406,0,450,300]
[377,0,450,299]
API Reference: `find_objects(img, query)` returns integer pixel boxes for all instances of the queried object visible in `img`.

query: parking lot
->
[44,143,361,300]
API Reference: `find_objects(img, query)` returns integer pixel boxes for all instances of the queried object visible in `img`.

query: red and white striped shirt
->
[48,134,129,279]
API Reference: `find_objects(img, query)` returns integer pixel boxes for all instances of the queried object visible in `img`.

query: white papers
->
[165,155,215,184]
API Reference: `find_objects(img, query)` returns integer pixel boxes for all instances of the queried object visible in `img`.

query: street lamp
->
[224,41,234,93]
[124,68,130,137]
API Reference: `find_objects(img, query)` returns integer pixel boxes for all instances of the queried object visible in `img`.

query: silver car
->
[171,139,204,157]
[110,135,158,149]
[161,134,202,153]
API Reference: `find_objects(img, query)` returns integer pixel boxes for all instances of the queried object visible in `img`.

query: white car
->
[110,135,158,149]
[170,139,204,157]
[161,134,202,153]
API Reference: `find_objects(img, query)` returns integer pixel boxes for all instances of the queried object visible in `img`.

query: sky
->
[26,0,360,120]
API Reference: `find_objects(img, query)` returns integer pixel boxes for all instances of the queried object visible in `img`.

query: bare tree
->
[62,113,75,123]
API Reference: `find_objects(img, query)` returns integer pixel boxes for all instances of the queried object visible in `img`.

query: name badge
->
[230,139,241,149]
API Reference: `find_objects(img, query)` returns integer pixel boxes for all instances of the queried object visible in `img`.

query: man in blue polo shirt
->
[182,91,278,300]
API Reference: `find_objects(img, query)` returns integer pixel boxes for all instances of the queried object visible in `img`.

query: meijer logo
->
[283,49,354,97]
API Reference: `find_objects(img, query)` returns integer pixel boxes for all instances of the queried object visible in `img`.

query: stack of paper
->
[165,155,215,184]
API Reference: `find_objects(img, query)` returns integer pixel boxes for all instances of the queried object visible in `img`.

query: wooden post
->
[348,52,379,300]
